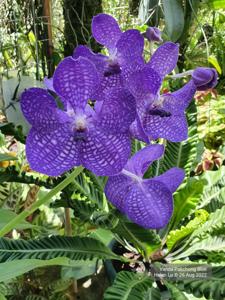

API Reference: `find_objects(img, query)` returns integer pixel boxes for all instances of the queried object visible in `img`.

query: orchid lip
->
[148,108,172,118]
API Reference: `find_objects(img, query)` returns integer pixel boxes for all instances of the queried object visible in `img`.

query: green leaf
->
[177,265,225,299]
[0,153,17,162]
[201,167,225,187]
[208,56,222,74]
[202,186,225,213]
[174,236,225,259]
[170,178,205,229]
[73,171,106,208]
[0,166,84,237]
[162,0,184,41]
[28,31,36,46]
[90,228,114,245]
[191,205,225,238]
[61,260,98,280]
[198,167,225,212]
[0,209,36,230]
[207,0,225,9]
[104,271,152,300]
[0,236,121,262]
[91,210,119,229]
[0,257,94,282]
[0,293,6,300]
[166,209,209,251]
[144,287,161,300]
[113,220,161,256]
[69,198,119,229]
[165,282,189,300]
[183,295,207,300]
[72,199,98,222]
[138,0,159,23]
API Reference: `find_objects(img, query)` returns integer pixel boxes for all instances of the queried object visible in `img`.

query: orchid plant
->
[0,13,223,300]
[21,13,217,229]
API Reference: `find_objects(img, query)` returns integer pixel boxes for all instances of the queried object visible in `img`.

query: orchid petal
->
[153,167,185,193]
[20,88,68,131]
[26,127,80,176]
[105,175,131,213]
[125,180,173,229]
[97,88,136,133]
[80,128,130,176]
[143,113,188,142]
[92,13,122,52]
[127,66,162,100]
[147,42,179,78]
[73,45,107,74]
[125,144,164,176]
[163,80,196,114]
[53,57,99,110]
[116,29,144,62]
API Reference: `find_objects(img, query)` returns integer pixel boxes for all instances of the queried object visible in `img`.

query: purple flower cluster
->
[21,14,218,229]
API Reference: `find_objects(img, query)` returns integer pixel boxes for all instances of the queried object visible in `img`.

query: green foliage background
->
[0,0,225,299]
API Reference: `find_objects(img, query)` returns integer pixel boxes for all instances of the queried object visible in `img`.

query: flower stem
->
[169,70,193,79]
[0,166,84,237]
[64,207,78,297]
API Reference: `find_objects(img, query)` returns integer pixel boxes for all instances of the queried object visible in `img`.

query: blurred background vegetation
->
[0,0,225,299]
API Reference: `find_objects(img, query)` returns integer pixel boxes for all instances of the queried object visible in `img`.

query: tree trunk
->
[63,0,103,57]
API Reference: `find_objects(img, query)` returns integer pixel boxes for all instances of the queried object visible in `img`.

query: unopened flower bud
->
[192,67,218,91]
[145,27,162,43]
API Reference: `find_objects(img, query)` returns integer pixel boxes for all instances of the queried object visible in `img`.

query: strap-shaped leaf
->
[104,271,152,300]
[162,0,184,41]
[0,236,120,262]
[0,153,17,162]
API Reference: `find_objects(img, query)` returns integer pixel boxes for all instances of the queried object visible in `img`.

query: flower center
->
[104,50,121,77]
[144,95,171,118]
[152,94,164,108]
[74,115,87,132]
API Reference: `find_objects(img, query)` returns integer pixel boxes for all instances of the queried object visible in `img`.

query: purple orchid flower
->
[128,42,197,142]
[145,27,162,43]
[91,13,144,78]
[105,144,185,229]
[192,67,218,91]
[21,57,136,177]
[73,14,145,100]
